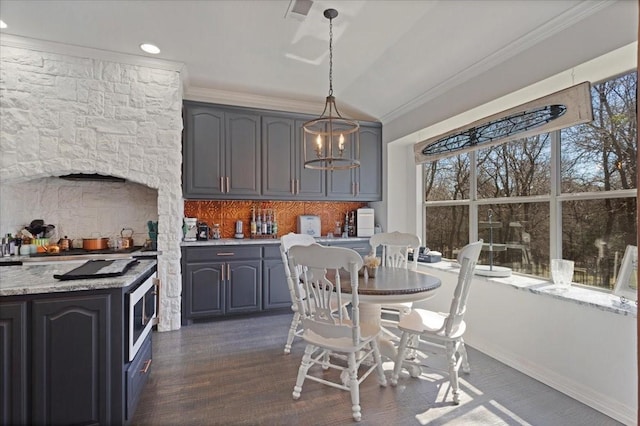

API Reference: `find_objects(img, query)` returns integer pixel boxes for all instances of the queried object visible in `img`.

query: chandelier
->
[302,8,360,170]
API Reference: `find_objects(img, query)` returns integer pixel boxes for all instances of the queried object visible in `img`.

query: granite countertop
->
[0,248,161,264]
[0,258,157,297]
[180,236,371,247]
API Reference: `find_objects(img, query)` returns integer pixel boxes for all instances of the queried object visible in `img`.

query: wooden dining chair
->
[368,231,422,339]
[280,232,349,354]
[390,240,483,405]
[288,243,387,422]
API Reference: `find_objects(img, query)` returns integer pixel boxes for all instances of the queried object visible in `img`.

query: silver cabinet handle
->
[226,176,230,193]
[216,252,235,256]
[290,179,294,194]
[296,179,300,194]
[221,264,224,281]
[227,264,231,282]
[355,182,359,195]
[220,177,224,192]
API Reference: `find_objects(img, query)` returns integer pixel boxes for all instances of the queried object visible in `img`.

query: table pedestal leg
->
[359,303,397,361]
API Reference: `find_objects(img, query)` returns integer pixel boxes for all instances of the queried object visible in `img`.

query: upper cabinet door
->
[262,116,296,198]
[225,111,261,197]
[326,123,382,201]
[354,123,382,201]
[295,119,325,199]
[183,104,225,197]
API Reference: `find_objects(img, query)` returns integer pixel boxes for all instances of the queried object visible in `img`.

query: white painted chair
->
[390,240,483,405]
[368,231,422,340]
[288,243,387,422]
[280,232,349,354]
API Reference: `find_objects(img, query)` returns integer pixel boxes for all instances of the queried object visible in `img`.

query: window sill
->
[416,260,637,318]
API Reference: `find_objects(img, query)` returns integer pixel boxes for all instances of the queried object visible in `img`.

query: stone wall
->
[0,42,184,331]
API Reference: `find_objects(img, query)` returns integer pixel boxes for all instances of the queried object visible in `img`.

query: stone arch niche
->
[0,40,185,331]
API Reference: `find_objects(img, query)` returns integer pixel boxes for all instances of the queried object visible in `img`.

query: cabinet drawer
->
[126,336,152,421]
[327,241,372,257]
[263,245,282,259]
[184,246,261,262]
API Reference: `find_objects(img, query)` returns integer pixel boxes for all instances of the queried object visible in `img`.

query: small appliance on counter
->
[356,208,375,237]
[297,215,321,237]
[235,220,244,239]
[183,217,197,241]
[197,222,210,240]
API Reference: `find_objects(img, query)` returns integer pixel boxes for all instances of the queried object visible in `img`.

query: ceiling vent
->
[285,0,313,20]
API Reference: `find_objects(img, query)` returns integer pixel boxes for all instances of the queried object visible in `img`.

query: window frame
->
[422,71,637,288]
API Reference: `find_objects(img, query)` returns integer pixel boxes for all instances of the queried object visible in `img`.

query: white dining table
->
[336,267,441,360]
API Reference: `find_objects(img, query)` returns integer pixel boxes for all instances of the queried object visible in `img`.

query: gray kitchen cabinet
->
[183,262,225,320]
[262,115,325,199]
[326,240,374,258]
[0,302,27,426]
[183,100,382,201]
[183,101,261,199]
[32,294,112,426]
[327,122,382,201]
[182,246,262,324]
[226,260,262,313]
[0,264,157,426]
[262,245,290,310]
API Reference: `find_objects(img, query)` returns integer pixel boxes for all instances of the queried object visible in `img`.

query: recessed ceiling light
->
[0,20,7,29]
[140,43,160,54]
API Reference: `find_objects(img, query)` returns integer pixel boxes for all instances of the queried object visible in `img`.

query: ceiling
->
[0,0,637,136]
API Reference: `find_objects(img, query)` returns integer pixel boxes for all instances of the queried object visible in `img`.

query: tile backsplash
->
[184,200,368,239]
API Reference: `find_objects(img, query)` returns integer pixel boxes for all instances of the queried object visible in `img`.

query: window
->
[424,71,637,290]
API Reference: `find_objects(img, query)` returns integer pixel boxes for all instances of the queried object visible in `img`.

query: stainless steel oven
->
[128,274,157,361]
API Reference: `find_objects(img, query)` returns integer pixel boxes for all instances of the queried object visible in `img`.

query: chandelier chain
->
[328,14,333,96]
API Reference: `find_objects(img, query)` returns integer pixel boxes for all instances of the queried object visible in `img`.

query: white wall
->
[1,178,158,246]
[414,266,637,425]
[381,44,638,424]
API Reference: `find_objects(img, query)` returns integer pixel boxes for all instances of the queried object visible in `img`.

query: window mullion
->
[470,150,478,243]
[550,130,561,260]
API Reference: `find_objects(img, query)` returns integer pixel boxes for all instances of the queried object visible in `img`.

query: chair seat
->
[303,321,380,352]
[397,308,466,339]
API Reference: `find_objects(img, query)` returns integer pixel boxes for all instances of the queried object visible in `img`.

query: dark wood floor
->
[132,312,620,426]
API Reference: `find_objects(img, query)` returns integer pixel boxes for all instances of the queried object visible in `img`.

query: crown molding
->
[380,0,613,124]
[184,86,326,115]
[0,33,186,73]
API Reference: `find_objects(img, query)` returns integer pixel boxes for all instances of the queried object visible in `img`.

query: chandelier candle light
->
[302,8,360,171]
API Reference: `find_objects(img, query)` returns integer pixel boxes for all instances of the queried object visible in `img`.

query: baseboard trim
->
[468,339,635,425]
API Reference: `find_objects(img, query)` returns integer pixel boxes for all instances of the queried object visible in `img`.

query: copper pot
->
[82,237,109,251]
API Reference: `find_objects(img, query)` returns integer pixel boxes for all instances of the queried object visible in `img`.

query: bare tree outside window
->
[424,71,637,289]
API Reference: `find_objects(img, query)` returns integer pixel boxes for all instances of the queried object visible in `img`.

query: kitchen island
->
[0,259,157,426]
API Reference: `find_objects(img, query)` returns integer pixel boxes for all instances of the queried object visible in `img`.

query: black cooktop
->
[29,246,143,257]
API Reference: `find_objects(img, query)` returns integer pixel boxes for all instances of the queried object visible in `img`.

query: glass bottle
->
[250,208,257,237]
[212,224,221,240]
[256,209,262,236]
[272,211,278,236]
[266,210,273,235]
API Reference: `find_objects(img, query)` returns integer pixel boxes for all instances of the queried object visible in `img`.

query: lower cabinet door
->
[126,336,152,421]
[31,294,111,426]
[262,259,290,310]
[226,260,261,313]
[0,302,28,426]
[184,262,225,319]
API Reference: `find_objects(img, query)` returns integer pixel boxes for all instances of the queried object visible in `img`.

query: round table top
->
[336,267,441,303]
